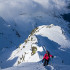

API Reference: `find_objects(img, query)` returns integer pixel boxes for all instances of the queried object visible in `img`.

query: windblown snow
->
[0,0,70,70]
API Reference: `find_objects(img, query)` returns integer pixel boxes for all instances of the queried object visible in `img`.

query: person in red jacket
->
[42,51,53,66]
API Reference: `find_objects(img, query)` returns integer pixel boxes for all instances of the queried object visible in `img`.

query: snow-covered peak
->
[0,0,70,69]
[35,24,70,48]
[8,24,70,66]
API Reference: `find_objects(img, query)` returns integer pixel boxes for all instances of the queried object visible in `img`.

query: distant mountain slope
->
[0,16,22,49]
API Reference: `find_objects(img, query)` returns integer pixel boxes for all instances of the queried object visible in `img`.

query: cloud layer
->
[0,0,69,19]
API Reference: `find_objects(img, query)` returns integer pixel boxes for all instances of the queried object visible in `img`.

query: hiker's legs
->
[42,59,44,62]
[47,59,50,65]
[43,59,47,66]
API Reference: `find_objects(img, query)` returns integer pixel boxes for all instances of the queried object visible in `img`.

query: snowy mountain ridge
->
[0,0,70,70]
[8,24,70,66]
[1,24,70,70]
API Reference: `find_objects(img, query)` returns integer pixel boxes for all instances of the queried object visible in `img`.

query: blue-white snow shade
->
[0,0,70,70]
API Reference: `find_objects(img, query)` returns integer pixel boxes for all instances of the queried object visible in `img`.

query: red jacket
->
[43,54,52,60]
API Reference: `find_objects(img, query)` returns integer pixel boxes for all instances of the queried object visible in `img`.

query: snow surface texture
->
[0,0,70,70]
[2,62,70,70]
[1,25,70,70]
[8,25,70,66]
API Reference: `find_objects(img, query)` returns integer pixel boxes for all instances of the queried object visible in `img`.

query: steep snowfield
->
[0,0,70,70]
[0,16,22,49]
[6,25,70,68]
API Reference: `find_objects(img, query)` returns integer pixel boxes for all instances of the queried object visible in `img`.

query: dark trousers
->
[42,59,49,66]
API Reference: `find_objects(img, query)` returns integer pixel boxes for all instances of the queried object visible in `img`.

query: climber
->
[42,50,53,66]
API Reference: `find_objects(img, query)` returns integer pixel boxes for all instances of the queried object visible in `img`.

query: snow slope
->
[2,62,70,70]
[4,24,70,69]
[0,16,23,49]
[1,62,54,70]
[0,0,70,70]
